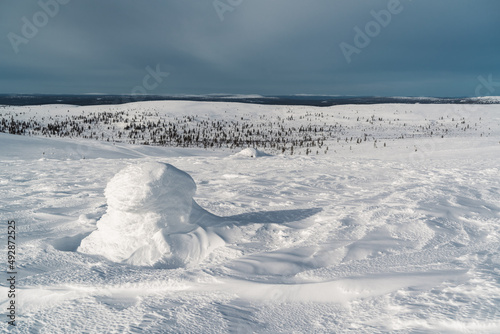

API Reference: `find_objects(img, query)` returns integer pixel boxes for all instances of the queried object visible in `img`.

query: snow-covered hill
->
[2,101,499,156]
[1,101,499,333]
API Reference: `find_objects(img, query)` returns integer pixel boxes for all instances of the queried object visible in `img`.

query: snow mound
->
[78,162,225,267]
[233,147,269,158]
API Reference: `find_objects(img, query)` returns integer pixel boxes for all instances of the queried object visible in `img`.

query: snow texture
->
[78,162,225,268]
[233,147,269,158]
[1,101,500,333]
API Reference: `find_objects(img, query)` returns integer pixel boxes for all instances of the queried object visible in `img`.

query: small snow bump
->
[232,148,270,158]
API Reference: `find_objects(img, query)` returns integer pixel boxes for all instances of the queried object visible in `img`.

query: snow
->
[233,147,269,158]
[1,101,500,333]
[472,96,500,103]
[78,162,225,268]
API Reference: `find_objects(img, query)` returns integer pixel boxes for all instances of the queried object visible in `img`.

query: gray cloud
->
[1,0,499,96]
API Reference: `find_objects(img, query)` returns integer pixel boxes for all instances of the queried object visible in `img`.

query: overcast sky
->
[1,0,499,97]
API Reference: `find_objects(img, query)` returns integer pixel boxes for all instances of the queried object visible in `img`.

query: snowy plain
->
[1,101,500,333]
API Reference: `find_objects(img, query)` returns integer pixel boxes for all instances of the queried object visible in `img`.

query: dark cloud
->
[1,0,499,96]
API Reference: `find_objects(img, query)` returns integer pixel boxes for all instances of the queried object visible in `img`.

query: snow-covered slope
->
[2,101,500,156]
[1,101,500,333]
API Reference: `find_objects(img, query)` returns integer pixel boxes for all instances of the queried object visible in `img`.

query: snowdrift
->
[233,147,269,158]
[78,162,225,267]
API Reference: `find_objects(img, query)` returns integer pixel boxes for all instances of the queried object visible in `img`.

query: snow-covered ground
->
[1,102,500,333]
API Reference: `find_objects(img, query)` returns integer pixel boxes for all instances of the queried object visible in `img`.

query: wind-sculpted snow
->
[232,147,272,158]
[78,162,226,268]
[1,102,500,333]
